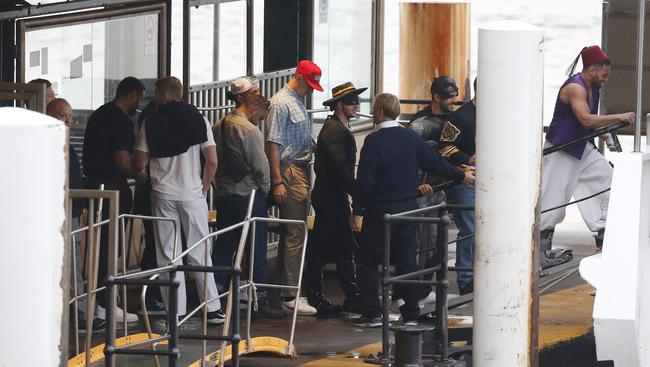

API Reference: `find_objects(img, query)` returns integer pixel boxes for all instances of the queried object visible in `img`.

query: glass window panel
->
[313,0,373,114]
[24,11,160,112]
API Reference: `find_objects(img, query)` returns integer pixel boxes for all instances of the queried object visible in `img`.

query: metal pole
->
[232,266,241,367]
[169,270,179,367]
[371,0,385,97]
[84,198,95,366]
[634,0,646,152]
[246,0,254,76]
[436,215,451,361]
[105,278,115,367]
[107,191,120,346]
[183,0,191,101]
[213,1,220,81]
[381,214,391,361]
[474,21,544,367]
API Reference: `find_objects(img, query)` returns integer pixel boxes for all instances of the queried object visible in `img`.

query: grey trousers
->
[277,164,310,297]
[151,195,221,315]
[541,142,612,232]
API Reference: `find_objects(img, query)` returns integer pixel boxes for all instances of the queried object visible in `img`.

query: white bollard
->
[473,21,544,367]
[0,107,68,365]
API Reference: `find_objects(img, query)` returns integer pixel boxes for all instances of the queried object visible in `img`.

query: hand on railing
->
[463,172,475,187]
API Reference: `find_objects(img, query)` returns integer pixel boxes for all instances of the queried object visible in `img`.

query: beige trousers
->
[277,164,310,297]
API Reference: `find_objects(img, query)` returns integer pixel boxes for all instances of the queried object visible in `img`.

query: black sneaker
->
[78,318,106,333]
[315,298,343,316]
[252,298,287,320]
[353,316,382,328]
[206,309,226,325]
[459,282,474,296]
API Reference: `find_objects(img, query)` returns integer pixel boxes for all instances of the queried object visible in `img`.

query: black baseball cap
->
[430,76,459,99]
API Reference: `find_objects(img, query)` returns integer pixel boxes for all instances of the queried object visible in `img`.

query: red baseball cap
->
[296,60,324,92]
[581,45,609,68]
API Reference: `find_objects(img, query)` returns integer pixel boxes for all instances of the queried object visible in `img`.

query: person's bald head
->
[47,98,73,127]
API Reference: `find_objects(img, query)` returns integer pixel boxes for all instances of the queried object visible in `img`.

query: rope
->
[540,187,611,214]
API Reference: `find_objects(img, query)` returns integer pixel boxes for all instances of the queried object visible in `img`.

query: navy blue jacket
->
[352,123,465,215]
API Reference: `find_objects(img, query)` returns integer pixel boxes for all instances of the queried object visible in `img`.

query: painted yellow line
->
[189,336,297,366]
[538,283,594,348]
[67,333,167,367]
[299,284,596,366]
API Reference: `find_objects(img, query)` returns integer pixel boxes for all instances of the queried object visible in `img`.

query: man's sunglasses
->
[342,94,360,105]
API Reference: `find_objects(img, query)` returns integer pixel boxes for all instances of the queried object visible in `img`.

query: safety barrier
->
[363,202,473,365]
[119,190,308,367]
[67,189,180,366]
[189,68,295,125]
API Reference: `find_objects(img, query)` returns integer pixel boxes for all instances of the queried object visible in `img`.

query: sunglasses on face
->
[342,95,360,105]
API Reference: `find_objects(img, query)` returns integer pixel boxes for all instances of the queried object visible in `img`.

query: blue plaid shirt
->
[265,86,313,163]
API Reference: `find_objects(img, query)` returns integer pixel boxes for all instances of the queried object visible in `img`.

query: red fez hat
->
[581,45,609,68]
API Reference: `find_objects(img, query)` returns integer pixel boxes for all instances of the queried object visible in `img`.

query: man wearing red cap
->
[540,45,635,259]
[265,60,323,315]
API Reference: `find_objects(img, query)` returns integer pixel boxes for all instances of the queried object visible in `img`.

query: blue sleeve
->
[352,135,379,215]
[266,103,287,146]
[416,135,464,184]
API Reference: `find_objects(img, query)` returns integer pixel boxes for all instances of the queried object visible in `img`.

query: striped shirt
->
[265,86,313,163]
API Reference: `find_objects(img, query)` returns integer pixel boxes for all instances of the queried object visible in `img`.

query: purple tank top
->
[546,73,600,160]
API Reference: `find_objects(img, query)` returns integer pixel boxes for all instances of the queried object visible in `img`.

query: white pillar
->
[473,21,544,367]
[0,107,67,365]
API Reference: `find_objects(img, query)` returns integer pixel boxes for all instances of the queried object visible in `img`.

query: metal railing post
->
[104,277,116,367]
[381,213,391,362]
[436,215,451,361]
[232,265,241,367]
[169,270,180,367]
[83,198,95,366]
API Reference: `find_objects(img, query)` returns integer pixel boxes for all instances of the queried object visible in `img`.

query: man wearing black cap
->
[405,76,459,301]
[437,78,477,295]
[541,45,634,256]
[303,82,365,316]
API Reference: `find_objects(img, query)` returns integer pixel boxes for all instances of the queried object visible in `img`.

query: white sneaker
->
[96,305,139,323]
[283,297,317,316]
[395,291,437,315]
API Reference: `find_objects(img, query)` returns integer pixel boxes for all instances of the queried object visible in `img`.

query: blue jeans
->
[213,191,268,296]
[445,184,475,288]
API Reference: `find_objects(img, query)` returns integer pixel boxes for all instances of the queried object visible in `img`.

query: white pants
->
[540,142,612,232]
[151,195,221,315]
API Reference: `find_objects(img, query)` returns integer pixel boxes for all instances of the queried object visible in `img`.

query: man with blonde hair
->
[351,93,474,327]
[134,76,224,323]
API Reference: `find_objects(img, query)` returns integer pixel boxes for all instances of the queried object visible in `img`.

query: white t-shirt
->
[135,118,215,201]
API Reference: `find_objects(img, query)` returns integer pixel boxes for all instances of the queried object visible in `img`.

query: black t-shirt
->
[441,101,476,157]
[82,102,135,179]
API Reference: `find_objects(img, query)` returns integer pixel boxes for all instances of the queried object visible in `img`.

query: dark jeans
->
[133,182,162,303]
[212,191,268,295]
[84,177,133,307]
[303,189,359,306]
[357,199,421,322]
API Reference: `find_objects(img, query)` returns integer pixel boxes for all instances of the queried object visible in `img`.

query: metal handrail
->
[369,202,455,364]
[134,190,309,366]
[68,205,179,360]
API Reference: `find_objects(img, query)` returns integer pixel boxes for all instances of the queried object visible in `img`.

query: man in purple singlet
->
[540,45,634,263]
